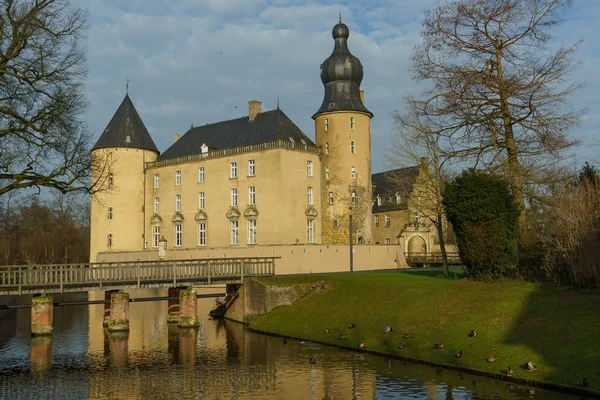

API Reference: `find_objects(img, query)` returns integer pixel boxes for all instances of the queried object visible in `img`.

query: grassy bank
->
[249,271,600,394]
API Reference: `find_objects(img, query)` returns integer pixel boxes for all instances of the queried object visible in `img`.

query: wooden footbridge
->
[404,252,462,265]
[0,257,276,295]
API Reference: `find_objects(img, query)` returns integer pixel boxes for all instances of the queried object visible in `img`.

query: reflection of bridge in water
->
[404,252,462,266]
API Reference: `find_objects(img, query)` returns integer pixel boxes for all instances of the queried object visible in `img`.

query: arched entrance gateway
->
[407,235,427,254]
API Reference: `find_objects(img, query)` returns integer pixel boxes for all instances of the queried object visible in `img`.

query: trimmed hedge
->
[443,170,519,279]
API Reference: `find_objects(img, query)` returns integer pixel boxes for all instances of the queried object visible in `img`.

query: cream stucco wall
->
[96,244,404,274]
[90,148,158,262]
[139,147,322,257]
[315,112,372,244]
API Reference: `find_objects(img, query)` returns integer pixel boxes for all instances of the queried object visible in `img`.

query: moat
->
[0,288,591,399]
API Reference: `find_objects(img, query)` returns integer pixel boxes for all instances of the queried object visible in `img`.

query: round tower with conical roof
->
[313,20,373,244]
[89,93,159,261]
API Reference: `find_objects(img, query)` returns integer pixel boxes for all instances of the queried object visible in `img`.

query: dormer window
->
[125,135,131,143]
[396,193,401,203]
[377,195,382,206]
[289,137,295,143]
[201,143,209,154]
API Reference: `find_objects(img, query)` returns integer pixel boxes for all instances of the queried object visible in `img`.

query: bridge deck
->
[0,257,276,295]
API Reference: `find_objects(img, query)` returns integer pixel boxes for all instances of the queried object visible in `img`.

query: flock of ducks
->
[285,325,591,388]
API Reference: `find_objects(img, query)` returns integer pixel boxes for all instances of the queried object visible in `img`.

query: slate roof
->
[372,166,420,213]
[92,94,158,153]
[313,21,372,118]
[158,108,315,161]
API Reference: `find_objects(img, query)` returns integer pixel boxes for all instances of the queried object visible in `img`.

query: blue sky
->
[76,0,599,173]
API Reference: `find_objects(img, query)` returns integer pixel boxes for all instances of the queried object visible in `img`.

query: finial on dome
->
[126,77,129,95]
[339,5,342,23]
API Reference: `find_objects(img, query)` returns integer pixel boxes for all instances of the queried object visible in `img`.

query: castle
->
[90,20,442,267]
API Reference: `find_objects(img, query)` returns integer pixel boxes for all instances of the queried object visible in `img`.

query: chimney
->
[248,100,262,121]
[360,90,365,104]
[174,134,181,143]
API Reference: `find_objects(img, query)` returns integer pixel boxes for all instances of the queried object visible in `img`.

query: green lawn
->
[250,271,600,394]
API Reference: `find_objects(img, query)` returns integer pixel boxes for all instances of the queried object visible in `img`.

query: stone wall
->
[225,279,315,324]
[97,243,404,275]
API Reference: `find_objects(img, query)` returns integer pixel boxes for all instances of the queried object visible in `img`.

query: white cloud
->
[74,0,600,172]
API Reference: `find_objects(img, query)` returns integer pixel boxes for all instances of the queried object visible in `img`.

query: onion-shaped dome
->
[320,22,364,85]
[313,20,372,119]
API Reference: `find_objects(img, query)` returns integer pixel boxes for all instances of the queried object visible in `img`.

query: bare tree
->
[0,0,100,196]
[411,0,583,230]
[387,104,453,277]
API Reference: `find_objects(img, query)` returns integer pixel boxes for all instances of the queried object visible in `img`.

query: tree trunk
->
[435,214,449,278]
[497,51,527,232]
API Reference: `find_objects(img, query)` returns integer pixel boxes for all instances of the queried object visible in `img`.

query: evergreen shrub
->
[443,170,519,279]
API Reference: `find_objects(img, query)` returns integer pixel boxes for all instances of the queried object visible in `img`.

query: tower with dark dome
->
[314,19,373,244]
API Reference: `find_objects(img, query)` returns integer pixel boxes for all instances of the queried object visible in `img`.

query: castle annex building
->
[90,21,432,263]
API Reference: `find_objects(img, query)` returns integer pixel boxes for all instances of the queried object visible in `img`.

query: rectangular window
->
[198,223,206,246]
[375,215,380,227]
[107,233,112,247]
[350,141,355,154]
[307,187,313,205]
[333,220,338,227]
[231,188,238,207]
[328,192,334,205]
[198,167,204,183]
[325,142,329,155]
[199,192,205,209]
[108,207,113,220]
[153,174,159,189]
[175,223,182,247]
[385,238,391,245]
[324,118,329,132]
[326,167,330,180]
[153,226,160,247]
[175,171,181,186]
[230,220,239,244]
[154,197,160,214]
[175,194,182,212]
[248,219,257,244]
[351,192,357,205]
[307,219,315,243]
[248,160,255,176]
[307,160,313,177]
[350,116,355,130]
[385,214,391,227]
[108,172,113,188]
[351,166,356,179]
[230,162,237,179]
[377,196,382,206]
[249,186,256,205]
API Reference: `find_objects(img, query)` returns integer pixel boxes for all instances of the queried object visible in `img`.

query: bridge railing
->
[404,252,461,263]
[0,257,276,293]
